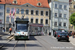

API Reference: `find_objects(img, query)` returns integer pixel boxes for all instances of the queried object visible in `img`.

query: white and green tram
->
[14,18,29,40]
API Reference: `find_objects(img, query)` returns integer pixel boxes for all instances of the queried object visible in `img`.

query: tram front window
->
[17,24,28,32]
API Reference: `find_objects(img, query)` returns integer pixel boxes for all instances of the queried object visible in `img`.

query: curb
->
[69,36,75,46]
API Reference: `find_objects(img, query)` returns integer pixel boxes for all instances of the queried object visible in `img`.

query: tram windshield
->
[17,24,28,32]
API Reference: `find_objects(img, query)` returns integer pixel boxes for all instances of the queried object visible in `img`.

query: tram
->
[14,18,29,40]
[29,23,44,36]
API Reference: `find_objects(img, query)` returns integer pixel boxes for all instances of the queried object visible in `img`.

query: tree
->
[69,13,75,26]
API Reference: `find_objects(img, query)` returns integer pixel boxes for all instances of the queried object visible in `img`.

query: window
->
[55,4,57,8]
[37,3,41,6]
[41,11,43,16]
[36,19,38,23]
[63,23,66,27]
[26,5,28,7]
[74,5,75,9]
[55,13,57,17]
[31,18,33,23]
[45,19,48,24]
[36,10,38,15]
[31,10,34,15]
[40,19,43,24]
[6,17,9,22]
[64,14,66,18]
[59,22,62,26]
[11,17,14,23]
[46,11,48,16]
[11,8,14,13]
[59,5,62,9]
[14,1,16,4]
[7,8,10,13]
[0,19,2,24]
[64,5,67,10]
[0,6,2,9]
[54,22,57,26]
[0,12,3,16]
[59,13,62,18]
[26,9,29,14]
[16,8,19,14]
[21,9,24,14]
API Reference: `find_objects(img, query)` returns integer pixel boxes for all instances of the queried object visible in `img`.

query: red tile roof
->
[0,0,5,4]
[0,0,49,8]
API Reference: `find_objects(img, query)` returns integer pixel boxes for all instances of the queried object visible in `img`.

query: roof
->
[0,0,5,4]
[0,0,49,8]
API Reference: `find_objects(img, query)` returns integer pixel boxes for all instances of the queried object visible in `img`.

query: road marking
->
[51,36,56,39]
[70,42,75,46]
[0,35,3,37]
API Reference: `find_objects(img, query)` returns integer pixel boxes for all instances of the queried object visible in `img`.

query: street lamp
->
[20,10,26,19]
[9,23,11,28]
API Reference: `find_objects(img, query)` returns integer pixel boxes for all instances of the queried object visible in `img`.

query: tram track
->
[36,36,60,50]
[24,41,27,50]
[0,35,14,49]
[13,41,18,50]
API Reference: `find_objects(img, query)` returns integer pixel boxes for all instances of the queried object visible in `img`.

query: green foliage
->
[69,13,75,26]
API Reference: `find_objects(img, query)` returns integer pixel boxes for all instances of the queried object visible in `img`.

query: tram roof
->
[15,18,29,21]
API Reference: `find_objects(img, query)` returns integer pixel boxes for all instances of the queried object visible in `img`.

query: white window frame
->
[55,4,57,9]
[31,10,34,15]
[36,18,38,24]
[64,5,67,10]
[45,19,48,24]
[0,12,3,16]
[7,7,10,13]
[36,10,39,15]
[55,13,57,17]
[40,19,43,24]
[26,9,29,15]
[41,11,43,16]
[59,5,62,9]
[46,11,48,16]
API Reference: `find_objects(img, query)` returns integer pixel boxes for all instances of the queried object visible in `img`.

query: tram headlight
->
[16,33,20,35]
[24,33,28,36]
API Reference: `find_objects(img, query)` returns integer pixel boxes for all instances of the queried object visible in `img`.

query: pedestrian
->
[49,32,51,35]
[3,27,5,32]
[9,28,12,34]
[71,31,74,38]
[68,30,70,36]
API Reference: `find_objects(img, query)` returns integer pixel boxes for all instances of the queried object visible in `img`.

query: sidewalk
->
[4,32,14,35]
[69,36,75,46]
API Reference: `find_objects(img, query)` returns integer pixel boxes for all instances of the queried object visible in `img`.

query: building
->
[49,0,69,35]
[0,4,5,31]
[69,0,75,31]
[4,0,50,34]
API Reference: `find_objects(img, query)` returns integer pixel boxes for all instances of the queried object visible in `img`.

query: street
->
[0,35,75,50]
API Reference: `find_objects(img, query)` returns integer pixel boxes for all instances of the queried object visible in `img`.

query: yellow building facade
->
[69,0,75,31]
[5,4,50,33]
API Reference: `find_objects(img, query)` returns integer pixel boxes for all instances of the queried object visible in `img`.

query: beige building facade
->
[69,0,75,31]
[5,4,50,33]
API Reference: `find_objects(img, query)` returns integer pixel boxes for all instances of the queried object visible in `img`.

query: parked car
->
[57,32,69,42]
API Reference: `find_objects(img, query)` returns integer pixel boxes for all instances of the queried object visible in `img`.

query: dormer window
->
[37,3,41,6]
[26,5,28,7]
[13,1,17,4]
[14,1,16,4]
